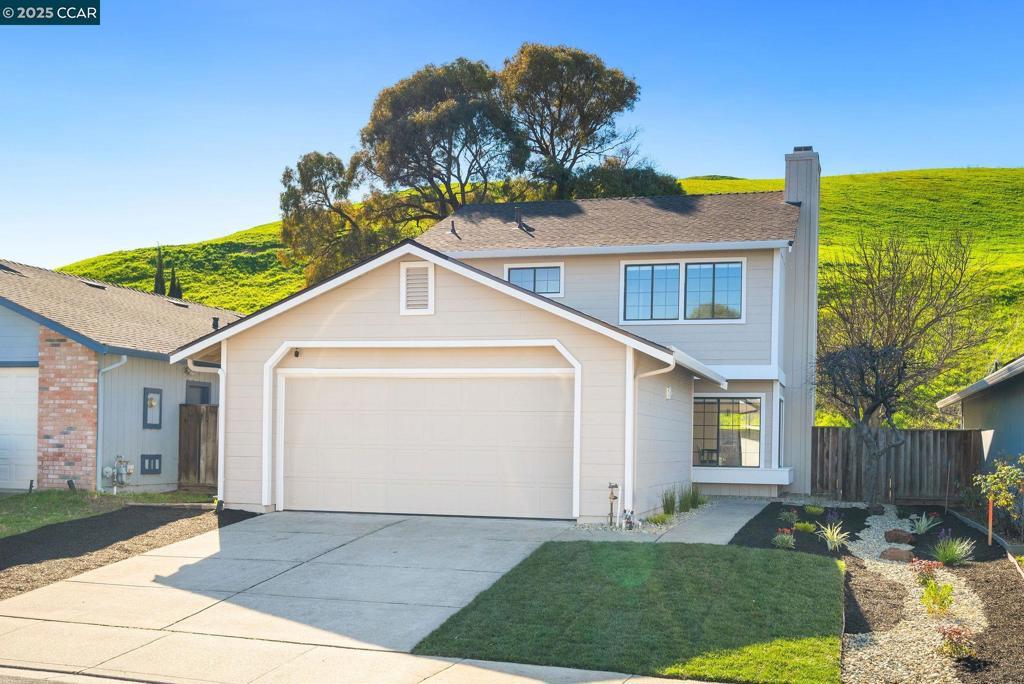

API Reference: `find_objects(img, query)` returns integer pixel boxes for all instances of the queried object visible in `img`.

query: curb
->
[125,502,217,510]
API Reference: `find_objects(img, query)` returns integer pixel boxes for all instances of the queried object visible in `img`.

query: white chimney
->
[780,146,821,493]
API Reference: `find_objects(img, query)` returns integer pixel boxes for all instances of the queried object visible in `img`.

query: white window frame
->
[503,262,564,298]
[618,257,747,325]
[399,261,435,316]
[691,392,767,469]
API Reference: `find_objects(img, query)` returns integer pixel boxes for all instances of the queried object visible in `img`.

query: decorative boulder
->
[868,504,886,516]
[885,529,915,544]
[880,547,915,563]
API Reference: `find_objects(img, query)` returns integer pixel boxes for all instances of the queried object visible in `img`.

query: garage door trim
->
[263,339,583,517]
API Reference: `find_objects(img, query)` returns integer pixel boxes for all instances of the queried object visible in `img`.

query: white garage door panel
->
[0,368,38,490]
[282,375,573,518]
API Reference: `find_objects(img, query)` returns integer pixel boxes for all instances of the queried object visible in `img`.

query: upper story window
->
[684,262,742,320]
[623,263,680,321]
[505,263,563,298]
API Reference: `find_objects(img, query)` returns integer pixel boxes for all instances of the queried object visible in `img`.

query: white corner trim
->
[446,240,792,260]
[503,262,565,298]
[170,242,702,376]
[261,339,583,518]
[623,347,635,518]
[692,391,768,470]
[773,386,784,470]
[617,257,747,327]
[399,261,435,315]
[771,248,782,369]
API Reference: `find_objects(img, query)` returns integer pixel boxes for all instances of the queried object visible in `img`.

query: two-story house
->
[171,147,820,521]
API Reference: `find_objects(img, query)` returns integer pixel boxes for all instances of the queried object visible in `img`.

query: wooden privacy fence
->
[811,427,983,504]
[178,404,218,487]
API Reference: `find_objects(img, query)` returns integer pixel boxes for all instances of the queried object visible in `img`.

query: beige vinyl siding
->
[0,307,40,364]
[99,355,219,492]
[634,368,693,516]
[464,250,774,366]
[222,258,629,520]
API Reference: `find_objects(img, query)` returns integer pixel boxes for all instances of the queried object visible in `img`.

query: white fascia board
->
[445,240,792,260]
[707,364,785,382]
[670,346,727,388]
[937,356,1024,408]
[170,242,677,368]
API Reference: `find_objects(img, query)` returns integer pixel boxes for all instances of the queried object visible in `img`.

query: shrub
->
[660,488,677,516]
[974,455,1024,539]
[958,482,985,511]
[938,624,976,660]
[910,558,944,586]
[824,508,842,524]
[771,528,795,549]
[794,521,817,534]
[931,536,976,566]
[816,522,851,552]
[778,507,800,525]
[677,484,705,513]
[921,579,954,615]
[804,504,825,515]
[646,512,673,526]
[910,511,943,535]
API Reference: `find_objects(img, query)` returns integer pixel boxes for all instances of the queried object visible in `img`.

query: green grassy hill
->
[62,168,1024,417]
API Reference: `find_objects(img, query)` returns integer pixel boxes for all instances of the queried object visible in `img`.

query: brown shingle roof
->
[417,192,799,253]
[0,259,241,358]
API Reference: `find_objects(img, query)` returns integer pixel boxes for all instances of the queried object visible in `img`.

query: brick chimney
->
[781,146,820,493]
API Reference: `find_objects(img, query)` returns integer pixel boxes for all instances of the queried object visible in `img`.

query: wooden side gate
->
[178,404,218,487]
[811,427,983,504]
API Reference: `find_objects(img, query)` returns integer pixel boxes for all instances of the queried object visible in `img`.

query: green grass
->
[60,168,1024,423]
[414,541,844,683]
[0,489,213,539]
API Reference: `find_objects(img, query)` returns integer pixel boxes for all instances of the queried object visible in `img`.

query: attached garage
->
[280,372,574,518]
[0,368,38,490]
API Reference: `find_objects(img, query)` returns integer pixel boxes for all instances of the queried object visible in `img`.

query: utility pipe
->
[96,354,128,492]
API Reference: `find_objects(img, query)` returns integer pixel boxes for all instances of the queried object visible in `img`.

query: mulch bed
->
[730,502,904,634]
[896,505,1024,683]
[0,506,255,600]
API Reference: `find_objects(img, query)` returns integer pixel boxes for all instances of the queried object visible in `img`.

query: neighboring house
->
[0,261,239,492]
[938,354,1024,466]
[171,147,820,521]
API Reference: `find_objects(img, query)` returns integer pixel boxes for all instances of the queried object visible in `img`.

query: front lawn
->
[414,541,844,683]
[0,489,213,539]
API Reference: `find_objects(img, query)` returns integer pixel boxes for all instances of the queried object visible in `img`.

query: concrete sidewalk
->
[0,624,690,683]
[656,500,766,544]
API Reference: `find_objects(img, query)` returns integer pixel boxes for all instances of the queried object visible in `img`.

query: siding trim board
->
[260,339,584,518]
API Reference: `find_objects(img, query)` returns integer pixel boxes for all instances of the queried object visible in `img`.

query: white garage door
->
[281,374,574,518]
[0,368,38,491]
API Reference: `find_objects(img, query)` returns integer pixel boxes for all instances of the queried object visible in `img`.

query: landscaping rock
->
[884,529,915,544]
[880,547,914,562]
[868,504,886,516]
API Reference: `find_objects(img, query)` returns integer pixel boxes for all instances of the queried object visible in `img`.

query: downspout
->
[186,356,225,501]
[96,354,128,492]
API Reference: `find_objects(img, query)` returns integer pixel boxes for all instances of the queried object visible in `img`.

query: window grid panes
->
[692,397,761,468]
[623,264,679,320]
[508,266,561,295]
[685,262,742,320]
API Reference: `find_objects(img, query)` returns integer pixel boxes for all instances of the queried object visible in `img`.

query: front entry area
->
[280,374,574,518]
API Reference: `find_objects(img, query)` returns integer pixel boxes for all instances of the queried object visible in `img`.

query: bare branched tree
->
[816,230,992,504]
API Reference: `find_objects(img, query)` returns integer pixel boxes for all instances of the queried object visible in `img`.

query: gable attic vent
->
[400,261,434,316]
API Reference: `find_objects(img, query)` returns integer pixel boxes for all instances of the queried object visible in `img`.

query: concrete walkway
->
[656,500,766,544]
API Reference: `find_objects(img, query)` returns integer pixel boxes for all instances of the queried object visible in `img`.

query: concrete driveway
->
[0,512,686,683]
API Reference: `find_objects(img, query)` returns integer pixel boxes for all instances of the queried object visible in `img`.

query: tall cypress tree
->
[168,265,182,299]
[153,246,166,295]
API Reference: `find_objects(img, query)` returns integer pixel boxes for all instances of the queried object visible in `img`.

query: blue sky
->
[1,1,1022,268]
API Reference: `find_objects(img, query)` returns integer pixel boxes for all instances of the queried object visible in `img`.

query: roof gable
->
[170,240,725,386]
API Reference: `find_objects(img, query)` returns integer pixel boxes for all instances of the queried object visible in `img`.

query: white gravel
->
[841,506,987,684]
